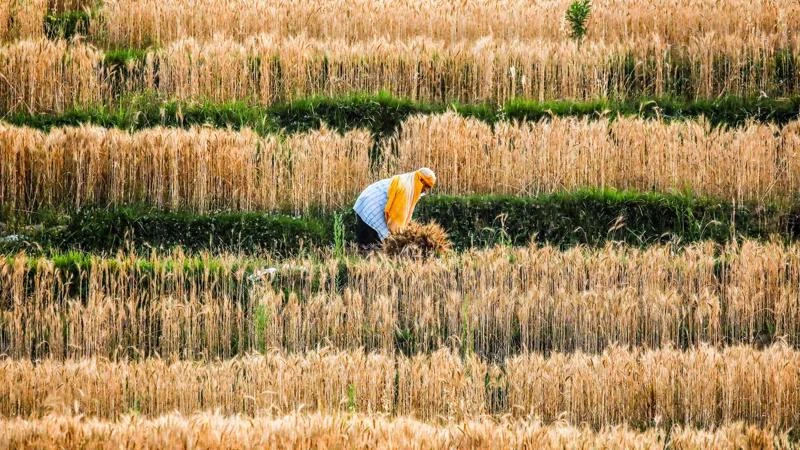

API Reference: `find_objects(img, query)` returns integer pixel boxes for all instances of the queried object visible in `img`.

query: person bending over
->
[352,167,436,249]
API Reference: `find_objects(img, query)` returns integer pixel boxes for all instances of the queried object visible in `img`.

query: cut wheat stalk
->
[383,222,453,258]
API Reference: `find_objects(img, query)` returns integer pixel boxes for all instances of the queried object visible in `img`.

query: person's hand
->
[385,211,398,233]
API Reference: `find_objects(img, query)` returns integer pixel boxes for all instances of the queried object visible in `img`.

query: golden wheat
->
[0,413,791,450]
[3,241,800,360]
[83,33,800,104]
[0,0,97,41]
[3,116,800,213]
[382,221,452,258]
[3,1,798,444]
[92,0,800,48]
[4,0,798,49]
[0,2,10,41]
[0,250,260,360]
[2,35,798,113]
[0,0,47,41]
[387,114,800,205]
[0,39,102,113]
[504,344,800,428]
[0,345,797,426]
[0,124,372,213]
[48,0,94,13]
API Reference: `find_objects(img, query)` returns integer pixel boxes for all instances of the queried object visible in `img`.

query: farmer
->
[353,167,436,249]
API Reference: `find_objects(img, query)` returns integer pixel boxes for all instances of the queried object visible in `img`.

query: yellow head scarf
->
[384,168,436,234]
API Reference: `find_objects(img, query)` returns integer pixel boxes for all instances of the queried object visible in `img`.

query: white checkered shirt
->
[353,177,392,240]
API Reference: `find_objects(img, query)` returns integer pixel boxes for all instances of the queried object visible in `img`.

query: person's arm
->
[384,177,400,234]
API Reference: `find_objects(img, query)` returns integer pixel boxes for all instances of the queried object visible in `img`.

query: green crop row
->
[5,93,800,141]
[1,190,792,256]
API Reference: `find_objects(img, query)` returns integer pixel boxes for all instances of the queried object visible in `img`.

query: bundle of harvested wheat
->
[383,222,452,258]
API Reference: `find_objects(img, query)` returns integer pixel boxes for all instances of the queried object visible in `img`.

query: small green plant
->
[480,213,512,247]
[44,11,91,40]
[128,398,141,416]
[461,297,474,357]
[565,0,592,43]
[333,212,345,259]
[254,303,270,352]
[395,327,417,356]
[346,383,357,413]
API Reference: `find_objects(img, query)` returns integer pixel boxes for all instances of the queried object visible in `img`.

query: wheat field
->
[3,241,799,360]
[3,414,793,450]
[0,414,792,450]
[0,123,373,213]
[2,0,800,447]
[2,116,799,214]
[0,0,47,41]
[1,345,798,427]
[91,0,800,47]
[4,0,800,48]
[2,35,798,113]
[390,114,800,203]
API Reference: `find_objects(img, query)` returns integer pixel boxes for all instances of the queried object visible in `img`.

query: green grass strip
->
[4,93,799,140]
[1,189,793,256]
[43,10,91,40]
[103,48,151,67]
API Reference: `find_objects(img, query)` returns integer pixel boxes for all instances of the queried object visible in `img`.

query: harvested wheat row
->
[3,116,800,214]
[2,35,798,113]
[93,0,800,49]
[0,413,791,450]
[0,345,798,427]
[3,241,799,360]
